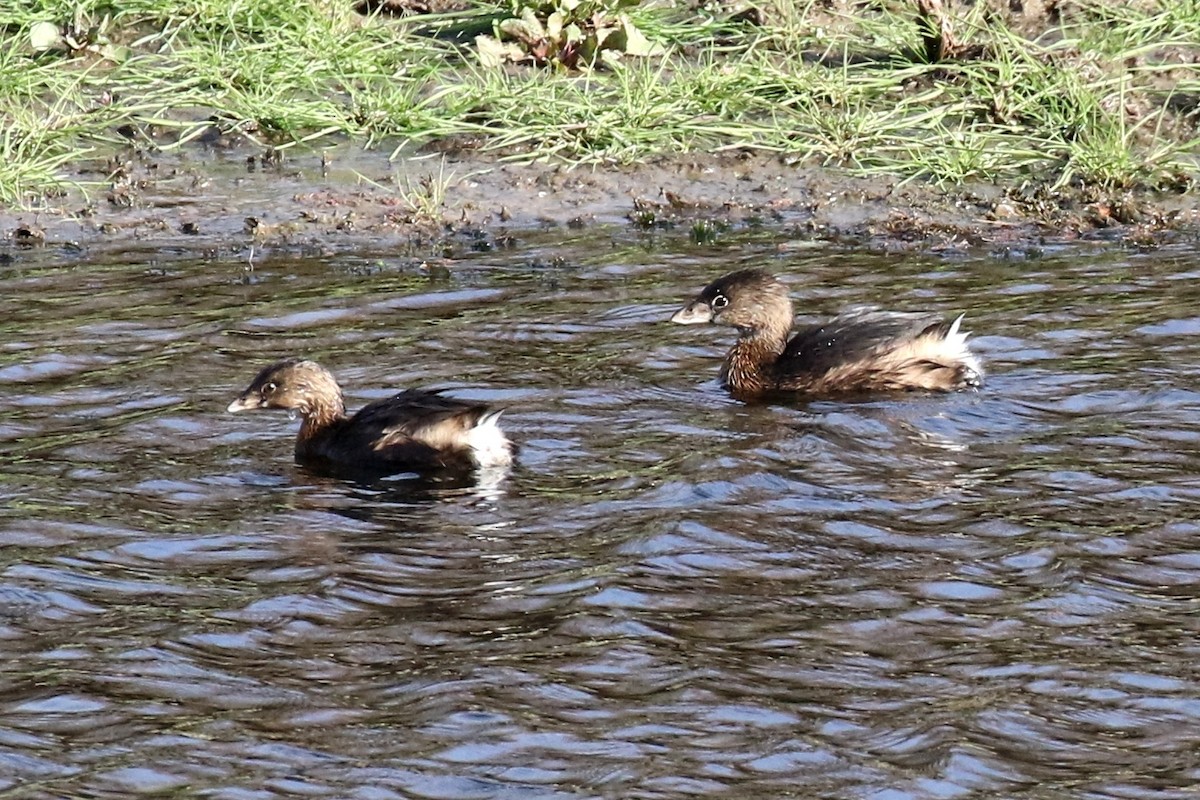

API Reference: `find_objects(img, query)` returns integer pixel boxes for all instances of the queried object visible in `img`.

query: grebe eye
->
[711,294,729,310]
[263,382,277,395]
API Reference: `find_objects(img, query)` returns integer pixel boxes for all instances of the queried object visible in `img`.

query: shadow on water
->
[2,231,1200,798]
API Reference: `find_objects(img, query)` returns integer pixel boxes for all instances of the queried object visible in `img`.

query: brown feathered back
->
[671,270,983,397]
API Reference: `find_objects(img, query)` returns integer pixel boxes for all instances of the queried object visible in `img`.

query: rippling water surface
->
[3,232,1200,799]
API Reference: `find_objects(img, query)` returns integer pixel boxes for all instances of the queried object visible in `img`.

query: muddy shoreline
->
[4,145,1199,264]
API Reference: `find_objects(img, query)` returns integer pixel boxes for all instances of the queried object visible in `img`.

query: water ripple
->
[2,240,1200,798]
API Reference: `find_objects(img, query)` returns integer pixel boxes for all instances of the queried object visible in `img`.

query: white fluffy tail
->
[946,313,984,387]
[466,410,514,469]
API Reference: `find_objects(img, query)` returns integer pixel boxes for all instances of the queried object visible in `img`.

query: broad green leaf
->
[593,21,617,50]
[521,7,546,37]
[97,43,130,63]
[29,21,62,52]
[476,34,523,68]
[546,10,563,40]
[617,14,665,56]
[500,17,545,44]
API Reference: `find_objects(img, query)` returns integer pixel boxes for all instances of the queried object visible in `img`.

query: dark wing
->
[325,390,489,469]
[778,307,948,378]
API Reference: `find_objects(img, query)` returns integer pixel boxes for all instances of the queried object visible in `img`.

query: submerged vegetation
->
[0,0,1197,206]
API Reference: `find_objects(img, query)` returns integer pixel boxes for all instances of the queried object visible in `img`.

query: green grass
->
[0,0,1197,205]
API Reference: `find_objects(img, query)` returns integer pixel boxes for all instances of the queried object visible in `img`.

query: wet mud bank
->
[4,145,1199,265]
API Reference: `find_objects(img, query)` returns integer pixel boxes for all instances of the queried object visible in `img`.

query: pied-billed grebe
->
[227,359,513,477]
[671,269,983,398]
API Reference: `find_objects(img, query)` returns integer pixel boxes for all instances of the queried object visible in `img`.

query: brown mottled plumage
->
[227,360,512,478]
[671,269,983,399]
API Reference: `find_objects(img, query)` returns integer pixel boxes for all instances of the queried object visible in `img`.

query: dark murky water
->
[3,232,1200,799]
